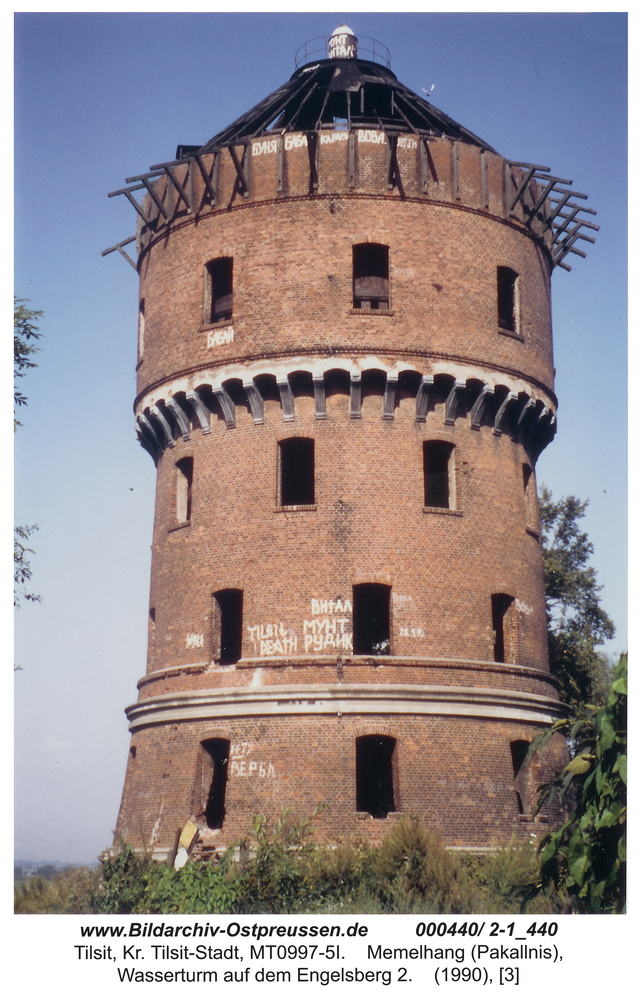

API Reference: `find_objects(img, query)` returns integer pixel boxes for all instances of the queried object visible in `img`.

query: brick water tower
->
[105,26,597,857]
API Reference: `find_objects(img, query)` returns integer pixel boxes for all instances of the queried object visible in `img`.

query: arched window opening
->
[207,257,233,322]
[213,589,243,665]
[356,735,396,817]
[353,583,391,655]
[492,592,515,663]
[523,463,538,531]
[202,738,230,829]
[279,437,315,506]
[176,457,193,522]
[497,266,518,332]
[138,299,145,358]
[353,243,390,310]
[424,441,454,508]
[510,739,531,815]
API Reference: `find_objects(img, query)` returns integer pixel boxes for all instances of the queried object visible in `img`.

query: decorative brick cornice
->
[135,356,556,464]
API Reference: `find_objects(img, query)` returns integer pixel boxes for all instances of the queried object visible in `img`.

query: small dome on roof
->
[329,25,357,60]
[330,24,354,37]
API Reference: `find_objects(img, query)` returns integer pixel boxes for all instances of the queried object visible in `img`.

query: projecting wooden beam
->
[348,133,355,189]
[481,151,488,208]
[101,235,137,271]
[307,131,319,191]
[195,153,218,204]
[228,144,250,197]
[277,135,284,193]
[108,185,152,226]
[452,143,460,201]
[386,135,399,190]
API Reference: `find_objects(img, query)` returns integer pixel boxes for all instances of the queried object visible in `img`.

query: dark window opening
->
[492,593,514,663]
[213,589,243,665]
[279,438,315,506]
[353,243,389,310]
[138,299,145,358]
[510,739,531,815]
[497,266,518,332]
[523,463,537,530]
[207,257,233,322]
[353,583,391,655]
[176,457,193,522]
[149,607,155,623]
[356,735,396,817]
[202,738,230,829]
[424,441,454,508]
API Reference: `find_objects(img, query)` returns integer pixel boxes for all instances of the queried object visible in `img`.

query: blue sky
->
[13,12,627,865]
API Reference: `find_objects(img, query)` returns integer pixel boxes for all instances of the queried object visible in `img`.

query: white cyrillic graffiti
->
[285,133,308,150]
[399,626,425,638]
[392,594,415,610]
[303,618,352,653]
[252,138,278,156]
[230,759,275,778]
[515,599,534,615]
[358,129,385,144]
[397,136,418,149]
[229,742,275,779]
[320,131,349,144]
[311,598,352,615]
[185,632,204,649]
[207,326,234,348]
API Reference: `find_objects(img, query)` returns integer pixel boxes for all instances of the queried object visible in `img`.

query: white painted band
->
[126,682,564,731]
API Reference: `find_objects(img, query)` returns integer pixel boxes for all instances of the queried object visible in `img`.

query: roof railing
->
[294,35,391,70]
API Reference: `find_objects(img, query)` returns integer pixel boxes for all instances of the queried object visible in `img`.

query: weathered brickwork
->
[114,46,569,858]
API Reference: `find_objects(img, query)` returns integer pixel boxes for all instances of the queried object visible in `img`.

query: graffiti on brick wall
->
[515,599,534,615]
[247,623,298,657]
[394,594,425,640]
[207,326,234,348]
[304,596,353,653]
[251,130,418,157]
[229,742,275,779]
[304,617,352,652]
[320,131,349,145]
[186,632,204,649]
[246,597,354,656]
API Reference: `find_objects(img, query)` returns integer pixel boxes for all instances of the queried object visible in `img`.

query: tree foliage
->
[14,296,43,427]
[523,654,627,913]
[14,297,43,610]
[540,486,615,710]
[14,524,41,608]
[17,815,564,915]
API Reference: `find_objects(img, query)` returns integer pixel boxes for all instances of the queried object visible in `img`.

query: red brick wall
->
[115,130,565,855]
